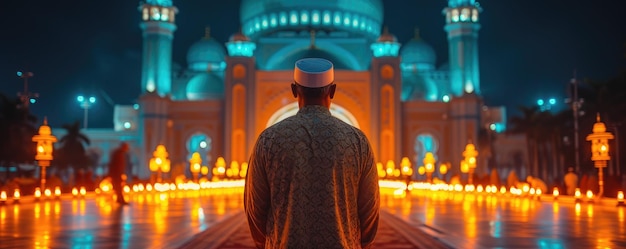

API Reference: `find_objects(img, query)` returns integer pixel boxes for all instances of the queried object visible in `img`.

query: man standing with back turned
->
[244,58,380,249]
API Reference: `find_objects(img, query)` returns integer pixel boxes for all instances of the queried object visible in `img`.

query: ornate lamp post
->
[585,114,614,198]
[76,95,96,129]
[189,152,202,182]
[463,142,478,184]
[423,152,436,183]
[149,145,170,183]
[213,157,226,181]
[400,157,413,188]
[32,118,57,191]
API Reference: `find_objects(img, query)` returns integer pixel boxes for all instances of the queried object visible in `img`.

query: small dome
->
[187,28,226,72]
[229,29,250,42]
[400,29,436,70]
[185,73,224,100]
[377,26,397,43]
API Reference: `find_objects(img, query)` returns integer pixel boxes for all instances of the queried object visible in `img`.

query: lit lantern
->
[13,189,20,202]
[34,187,42,200]
[150,145,171,183]
[385,160,395,179]
[585,114,614,198]
[400,157,413,189]
[463,142,478,185]
[376,162,385,178]
[213,157,226,180]
[239,162,248,178]
[423,152,435,183]
[230,161,240,179]
[32,117,57,190]
[54,186,61,199]
[439,162,448,176]
[189,152,202,182]
[574,188,582,202]
[617,191,624,207]
[553,187,559,200]
[0,191,6,204]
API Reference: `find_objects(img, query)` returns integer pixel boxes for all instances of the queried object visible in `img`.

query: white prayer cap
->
[294,58,334,88]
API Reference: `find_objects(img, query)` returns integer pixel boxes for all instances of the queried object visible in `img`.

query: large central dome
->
[240,0,383,40]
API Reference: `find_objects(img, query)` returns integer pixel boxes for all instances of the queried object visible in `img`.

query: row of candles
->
[3,180,624,206]
[380,180,625,206]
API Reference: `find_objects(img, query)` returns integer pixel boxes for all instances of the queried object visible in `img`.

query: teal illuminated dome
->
[187,28,226,72]
[400,30,436,71]
[240,0,383,40]
[186,73,224,100]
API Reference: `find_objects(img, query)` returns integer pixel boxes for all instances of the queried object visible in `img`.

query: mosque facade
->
[93,0,508,180]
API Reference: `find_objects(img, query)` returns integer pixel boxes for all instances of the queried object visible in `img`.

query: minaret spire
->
[204,26,211,39]
[443,0,482,95]
[139,0,178,95]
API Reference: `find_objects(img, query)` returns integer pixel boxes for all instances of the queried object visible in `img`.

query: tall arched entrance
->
[266,102,360,128]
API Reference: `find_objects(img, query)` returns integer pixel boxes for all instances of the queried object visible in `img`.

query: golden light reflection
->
[0,206,5,224]
[619,208,624,236]
[575,203,581,216]
[552,202,559,214]
[54,201,61,217]
[586,204,593,218]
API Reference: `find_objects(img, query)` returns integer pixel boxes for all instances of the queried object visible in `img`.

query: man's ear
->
[291,83,298,98]
[328,84,336,99]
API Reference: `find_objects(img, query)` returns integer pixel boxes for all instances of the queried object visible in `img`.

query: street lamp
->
[149,145,170,183]
[423,152,435,183]
[585,114,614,198]
[213,157,226,181]
[463,142,478,185]
[32,117,57,191]
[400,157,413,188]
[189,152,202,182]
[77,95,96,129]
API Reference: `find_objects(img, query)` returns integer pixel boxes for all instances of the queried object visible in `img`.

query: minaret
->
[443,0,482,96]
[139,0,178,96]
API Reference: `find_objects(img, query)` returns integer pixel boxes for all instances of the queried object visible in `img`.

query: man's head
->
[291,58,336,108]
[120,142,129,152]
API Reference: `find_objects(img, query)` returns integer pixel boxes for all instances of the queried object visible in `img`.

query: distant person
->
[564,167,579,195]
[526,175,547,193]
[244,58,380,249]
[108,142,130,205]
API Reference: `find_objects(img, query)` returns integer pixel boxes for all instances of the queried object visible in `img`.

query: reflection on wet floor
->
[1,184,626,249]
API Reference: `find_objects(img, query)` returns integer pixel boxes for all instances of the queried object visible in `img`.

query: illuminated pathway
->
[381,188,626,248]
[1,183,625,248]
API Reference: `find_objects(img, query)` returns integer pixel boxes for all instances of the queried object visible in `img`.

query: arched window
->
[414,133,439,166]
[187,133,212,175]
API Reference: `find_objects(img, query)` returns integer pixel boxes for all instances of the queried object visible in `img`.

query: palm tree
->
[0,93,38,176]
[54,121,91,177]
[508,106,540,178]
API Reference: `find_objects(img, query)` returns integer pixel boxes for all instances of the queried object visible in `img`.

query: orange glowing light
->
[34,188,42,199]
[575,188,581,199]
[0,191,6,202]
[72,187,78,196]
[552,188,559,197]
[618,191,624,201]
[80,187,87,196]
[586,190,594,200]
[13,189,20,200]
[54,187,61,197]
[44,188,52,198]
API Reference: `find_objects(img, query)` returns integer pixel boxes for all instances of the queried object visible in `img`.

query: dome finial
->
[596,113,601,122]
[204,26,211,39]
[413,27,421,40]
[43,116,48,126]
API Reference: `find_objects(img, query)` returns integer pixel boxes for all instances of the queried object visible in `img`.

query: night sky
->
[1,0,624,128]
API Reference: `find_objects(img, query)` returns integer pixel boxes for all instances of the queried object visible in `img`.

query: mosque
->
[79,0,511,180]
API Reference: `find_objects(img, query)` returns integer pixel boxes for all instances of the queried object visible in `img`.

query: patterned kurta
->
[244,105,380,249]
